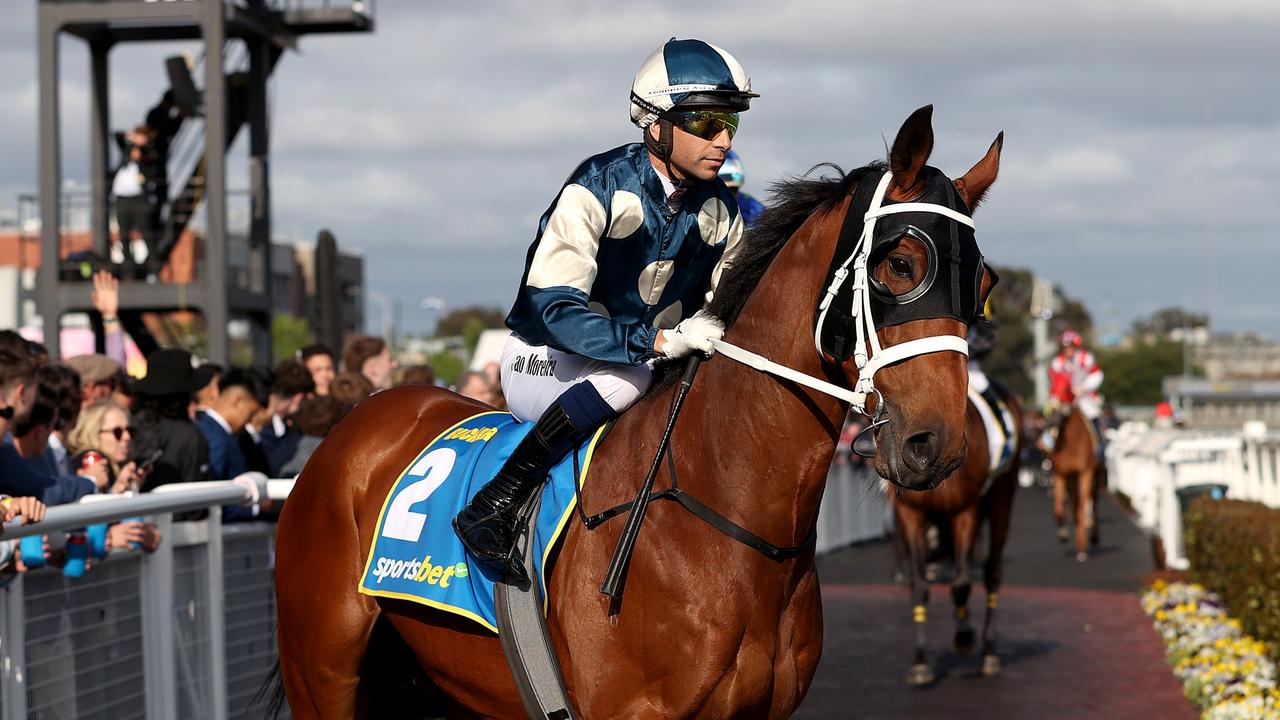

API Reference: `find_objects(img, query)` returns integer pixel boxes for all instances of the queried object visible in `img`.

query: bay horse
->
[891,384,1023,685]
[274,106,1002,719]
[1049,406,1102,561]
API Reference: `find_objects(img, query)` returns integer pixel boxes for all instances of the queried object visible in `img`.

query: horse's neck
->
[679,209,850,547]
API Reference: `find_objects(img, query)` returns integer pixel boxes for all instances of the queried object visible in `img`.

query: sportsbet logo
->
[372,554,470,587]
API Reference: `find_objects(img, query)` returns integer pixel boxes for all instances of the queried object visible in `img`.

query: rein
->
[574,390,815,562]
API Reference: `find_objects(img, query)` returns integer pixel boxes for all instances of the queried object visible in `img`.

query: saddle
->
[968,383,1017,489]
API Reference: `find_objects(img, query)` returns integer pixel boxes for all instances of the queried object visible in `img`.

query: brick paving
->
[792,483,1196,719]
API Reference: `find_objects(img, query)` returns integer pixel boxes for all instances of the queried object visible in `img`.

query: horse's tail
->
[254,657,287,719]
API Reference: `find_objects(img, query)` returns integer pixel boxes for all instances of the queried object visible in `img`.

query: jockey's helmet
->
[629,38,757,129]
[718,150,746,189]
[1061,329,1083,348]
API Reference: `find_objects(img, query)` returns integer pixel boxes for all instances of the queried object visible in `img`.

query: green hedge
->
[1184,498,1280,659]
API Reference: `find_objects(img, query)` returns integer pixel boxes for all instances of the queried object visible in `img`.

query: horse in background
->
[1049,405,1103,561]
[274,106,1003,719]
[891,381,1024,686]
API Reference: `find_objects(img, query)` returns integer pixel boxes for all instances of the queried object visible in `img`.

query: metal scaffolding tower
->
[35,0,373,363]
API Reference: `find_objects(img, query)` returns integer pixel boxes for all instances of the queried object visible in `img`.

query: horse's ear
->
[954,132,1003,211]
[888,105,935,200]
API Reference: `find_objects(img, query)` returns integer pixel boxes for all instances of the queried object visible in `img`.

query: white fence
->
[1107,420,1280,569]
[0,481,291,720]
[0,458,885,719]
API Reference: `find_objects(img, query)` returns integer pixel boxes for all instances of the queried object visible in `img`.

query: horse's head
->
[821,106,1001,491]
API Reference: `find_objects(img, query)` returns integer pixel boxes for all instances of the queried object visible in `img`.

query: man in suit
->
[255,359,314,476]
[196,368,269,521]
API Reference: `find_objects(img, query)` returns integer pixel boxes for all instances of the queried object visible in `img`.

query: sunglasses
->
[663,110,739,140]
[100,425,137,441]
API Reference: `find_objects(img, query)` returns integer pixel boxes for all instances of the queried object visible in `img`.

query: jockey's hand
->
[658,311,724,359]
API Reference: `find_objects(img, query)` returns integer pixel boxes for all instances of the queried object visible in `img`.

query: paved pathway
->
[793,481,1195,719]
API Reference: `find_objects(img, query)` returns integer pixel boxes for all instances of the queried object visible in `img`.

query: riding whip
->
[599,354,703,601]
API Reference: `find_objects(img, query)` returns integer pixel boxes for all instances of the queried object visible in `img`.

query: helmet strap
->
[644,120,695,189]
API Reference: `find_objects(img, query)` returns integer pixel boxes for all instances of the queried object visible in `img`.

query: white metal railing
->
[1107,421,1280,569]
[0,480,291,720]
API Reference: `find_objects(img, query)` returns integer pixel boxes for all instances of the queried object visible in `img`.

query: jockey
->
[454,38,757,581]
[1048,329,1106,452]
[718,149,765,226]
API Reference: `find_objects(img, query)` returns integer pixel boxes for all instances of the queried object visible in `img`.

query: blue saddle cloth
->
[359,412,604,633]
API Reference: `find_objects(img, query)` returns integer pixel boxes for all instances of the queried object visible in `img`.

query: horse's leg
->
[895,504,934,686]
[1052,470,1069,543]
[1075,468,1095,561]
[980,476,1015,676]
[949,507,978,656]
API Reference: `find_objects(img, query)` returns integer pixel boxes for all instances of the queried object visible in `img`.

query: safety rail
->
[0,480,291,720]
[1107,421,1280,569]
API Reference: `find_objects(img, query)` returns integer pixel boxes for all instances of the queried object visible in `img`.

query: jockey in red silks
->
[1046,329,1106,450]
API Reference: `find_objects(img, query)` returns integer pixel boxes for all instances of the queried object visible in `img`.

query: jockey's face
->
[650,116,733,183]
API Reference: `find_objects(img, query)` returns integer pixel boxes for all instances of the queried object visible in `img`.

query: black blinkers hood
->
[816,167,991,362]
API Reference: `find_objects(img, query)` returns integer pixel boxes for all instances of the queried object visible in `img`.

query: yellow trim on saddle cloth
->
[357,411,510,634]
[539,423,610,613]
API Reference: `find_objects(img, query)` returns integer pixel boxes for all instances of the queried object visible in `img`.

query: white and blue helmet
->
[630,38,757,128]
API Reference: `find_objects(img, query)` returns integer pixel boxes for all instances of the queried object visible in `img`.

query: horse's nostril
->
[902,431,940,473]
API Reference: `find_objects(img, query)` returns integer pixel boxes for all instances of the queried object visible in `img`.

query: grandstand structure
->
[34,0,373,363]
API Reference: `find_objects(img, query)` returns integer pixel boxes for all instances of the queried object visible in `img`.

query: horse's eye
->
[889,256,912,277]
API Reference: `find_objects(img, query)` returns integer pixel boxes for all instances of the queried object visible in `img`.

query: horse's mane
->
[647,160,887,396]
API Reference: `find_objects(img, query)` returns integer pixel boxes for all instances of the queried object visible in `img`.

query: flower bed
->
[1143,580,1280,719]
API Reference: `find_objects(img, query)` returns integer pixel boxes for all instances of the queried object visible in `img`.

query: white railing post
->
[1,574,28,720]
[141,513,177,720]
[206,507,228,720]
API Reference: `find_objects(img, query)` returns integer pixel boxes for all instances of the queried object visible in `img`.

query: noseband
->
[713,170,981,418]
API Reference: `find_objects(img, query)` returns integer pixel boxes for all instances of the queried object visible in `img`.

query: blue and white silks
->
[358,412,605,633]
[505,143,745,366]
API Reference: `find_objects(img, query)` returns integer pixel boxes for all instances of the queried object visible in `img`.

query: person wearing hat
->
[454,38,757,581]
[130,348,216,491]
[66,354,122,406]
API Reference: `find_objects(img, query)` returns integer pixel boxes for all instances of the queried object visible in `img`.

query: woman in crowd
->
[66,399,145,494]
[66,399,162,552]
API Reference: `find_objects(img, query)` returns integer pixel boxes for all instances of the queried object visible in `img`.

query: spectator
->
[194,362,223,416]
[252,359,315,476]
[112,125,163,278]
[482,360,507,411]
[66,400,147,494]
[66,353,121,406]
[329,371,373,408]
[131,348,215,492]
[64,399,162,552]
[196,368,271,522]
[237,368,278,476]
[298,344,336,396]
[278,395,350,477]
[0,330,44,368]
[455,370,499,407]
[196,367,269,482]
[342,335,396,391]
[2,355,106,504]
[399,363,436,387]
[37,363,82,477]
[90,270,128,365]
[110,367,136,410]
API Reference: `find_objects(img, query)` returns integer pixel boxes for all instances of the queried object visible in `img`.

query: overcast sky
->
[2,1,1277,340]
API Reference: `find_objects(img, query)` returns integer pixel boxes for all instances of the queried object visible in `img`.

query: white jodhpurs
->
[499,334,654,423]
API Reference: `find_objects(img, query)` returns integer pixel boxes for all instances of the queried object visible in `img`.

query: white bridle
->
[712,171,975,416]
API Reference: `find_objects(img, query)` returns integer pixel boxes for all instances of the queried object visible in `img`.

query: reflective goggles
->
[662,110,739,140]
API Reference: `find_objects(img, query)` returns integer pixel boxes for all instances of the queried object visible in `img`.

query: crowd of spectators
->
[1,273,518,580]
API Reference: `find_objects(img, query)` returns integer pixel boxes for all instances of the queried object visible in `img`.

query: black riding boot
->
[453,400,587,583]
